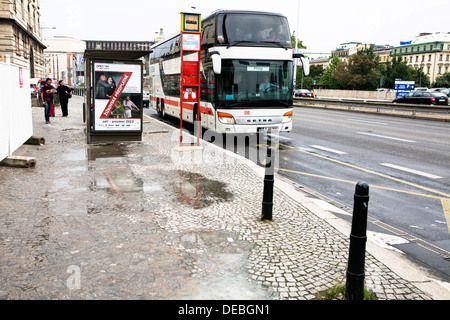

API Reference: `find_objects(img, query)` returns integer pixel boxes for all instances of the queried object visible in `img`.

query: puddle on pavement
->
[86,144,165,196]
[175,230,274,300]
[87,143,128,162]
[172,170,233,209]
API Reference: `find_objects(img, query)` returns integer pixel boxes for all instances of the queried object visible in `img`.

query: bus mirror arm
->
[211,52,222,75]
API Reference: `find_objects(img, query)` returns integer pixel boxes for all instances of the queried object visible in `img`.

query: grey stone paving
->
[0,96,436,299]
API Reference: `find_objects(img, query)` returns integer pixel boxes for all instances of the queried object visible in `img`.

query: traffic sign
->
[394,81,415,91]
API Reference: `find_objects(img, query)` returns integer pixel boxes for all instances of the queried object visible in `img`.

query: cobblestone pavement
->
[0,96,448,300]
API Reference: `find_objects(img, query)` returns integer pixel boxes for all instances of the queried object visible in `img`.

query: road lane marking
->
[279,143,450,199]
[311,199,352,216]
[347,118,388,126]
[276,167,446,200]
[278,167,450,235]
[381,163,443,180]
[357,132,415,143]
[310,145,347,155]
[442,198,450,234]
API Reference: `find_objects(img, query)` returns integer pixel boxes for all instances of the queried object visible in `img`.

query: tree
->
[321,56,343,89]
[296,65,323,89]
[333,48,379,90]
[291,31,307,50]
[381,55,430,89]
[433,72,450,87]
[410,68,430,88]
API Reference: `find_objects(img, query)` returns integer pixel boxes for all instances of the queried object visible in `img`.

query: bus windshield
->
[220,13,292,48]
[217,60,293,108]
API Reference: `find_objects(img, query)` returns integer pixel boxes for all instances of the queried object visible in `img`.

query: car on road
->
[294,89,315,98]
[393,91,448,105]
[376,88,394,92]
[430,88,450,97]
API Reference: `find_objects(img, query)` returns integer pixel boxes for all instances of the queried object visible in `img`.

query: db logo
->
[244,110,250,115]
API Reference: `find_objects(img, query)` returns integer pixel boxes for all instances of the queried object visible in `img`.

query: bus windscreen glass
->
[223,13,292,48]
[217,60,293,108]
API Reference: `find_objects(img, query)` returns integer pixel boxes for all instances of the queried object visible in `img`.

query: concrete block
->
[25,136,45,145]
[0,156,36,168]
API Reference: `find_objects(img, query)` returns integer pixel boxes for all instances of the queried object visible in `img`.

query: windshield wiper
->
[227,41,255,49]
[263,41,289,50]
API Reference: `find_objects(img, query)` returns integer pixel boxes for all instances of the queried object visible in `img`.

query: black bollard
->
[261,133,274,221]
[345,182,369,300]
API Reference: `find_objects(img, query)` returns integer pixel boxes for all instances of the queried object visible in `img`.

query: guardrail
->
[294,97,450,116]
[73,88,86,96]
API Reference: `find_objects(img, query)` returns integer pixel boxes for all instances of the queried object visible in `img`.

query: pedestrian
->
[56,80,72,117]
[40,78,55,124]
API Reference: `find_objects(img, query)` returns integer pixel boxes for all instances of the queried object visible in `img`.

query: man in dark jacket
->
[40,78,55,124]
[56,80,72,117]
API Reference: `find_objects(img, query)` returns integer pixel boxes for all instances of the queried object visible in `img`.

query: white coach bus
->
[149,10,309,134]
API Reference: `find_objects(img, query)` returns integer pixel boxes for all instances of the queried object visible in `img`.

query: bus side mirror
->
[211,53,221,75]
[293,53,310,77]
[300,56,310,77]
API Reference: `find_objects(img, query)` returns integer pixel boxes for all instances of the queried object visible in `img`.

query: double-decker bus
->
[149,10,309,134]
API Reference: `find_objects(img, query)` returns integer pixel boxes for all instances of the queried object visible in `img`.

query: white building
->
[391,32,450,85]
[43,36,86,85]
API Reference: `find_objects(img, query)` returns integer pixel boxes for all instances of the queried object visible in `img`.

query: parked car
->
[430,88,450,97]
[143,91,149,107]
[376,88,394,92]
[393,91,448,105]
[294,89,315,98]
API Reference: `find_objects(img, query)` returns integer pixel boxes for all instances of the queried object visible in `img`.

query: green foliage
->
[296,65,323,89]
[433,72,450,87]
[291,31,307,50]
[379,54,430,88]
[333,47,379,90]
[315,283,378,300]
[321,56,344,89]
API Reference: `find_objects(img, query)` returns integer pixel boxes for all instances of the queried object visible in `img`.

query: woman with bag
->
[56,80,72,117]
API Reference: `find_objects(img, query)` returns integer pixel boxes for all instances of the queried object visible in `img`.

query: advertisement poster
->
[94,62,142,131]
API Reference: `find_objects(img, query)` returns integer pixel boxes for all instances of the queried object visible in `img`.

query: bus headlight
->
[282,110,293,123]
[218,112,235,124]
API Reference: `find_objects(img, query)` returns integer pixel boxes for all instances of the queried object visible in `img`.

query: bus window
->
[222,13,292,48]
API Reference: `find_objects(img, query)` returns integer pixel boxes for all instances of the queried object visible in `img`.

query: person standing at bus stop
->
[56,80,72,117]
[41,78,55,124]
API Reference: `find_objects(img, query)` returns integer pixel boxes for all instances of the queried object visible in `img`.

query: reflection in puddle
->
[87,143,128,162]
[91,169,143,196]
[173,171,233,209]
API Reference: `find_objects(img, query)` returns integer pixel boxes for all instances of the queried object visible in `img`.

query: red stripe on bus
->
[149,96,214,116]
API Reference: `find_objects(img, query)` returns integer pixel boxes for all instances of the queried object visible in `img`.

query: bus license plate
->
[257,127,277,132]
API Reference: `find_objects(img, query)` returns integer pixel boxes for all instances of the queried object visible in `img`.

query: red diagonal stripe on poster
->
[100,72,133,119]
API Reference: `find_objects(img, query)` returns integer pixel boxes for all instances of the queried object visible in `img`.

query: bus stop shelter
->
[84,49,151,144]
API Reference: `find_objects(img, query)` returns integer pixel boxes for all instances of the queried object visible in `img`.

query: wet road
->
[144,106,450,279]
[274,108,450,278]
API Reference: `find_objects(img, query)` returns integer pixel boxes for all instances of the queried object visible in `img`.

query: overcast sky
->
[39,0,449,53]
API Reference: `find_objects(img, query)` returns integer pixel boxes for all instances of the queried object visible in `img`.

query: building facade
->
[43,36,86,86]
[391,32,450,85]
[0,0,46,77]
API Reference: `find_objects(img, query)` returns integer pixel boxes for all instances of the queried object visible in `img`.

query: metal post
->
[345,182,369,300]
[261,133,274,221]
